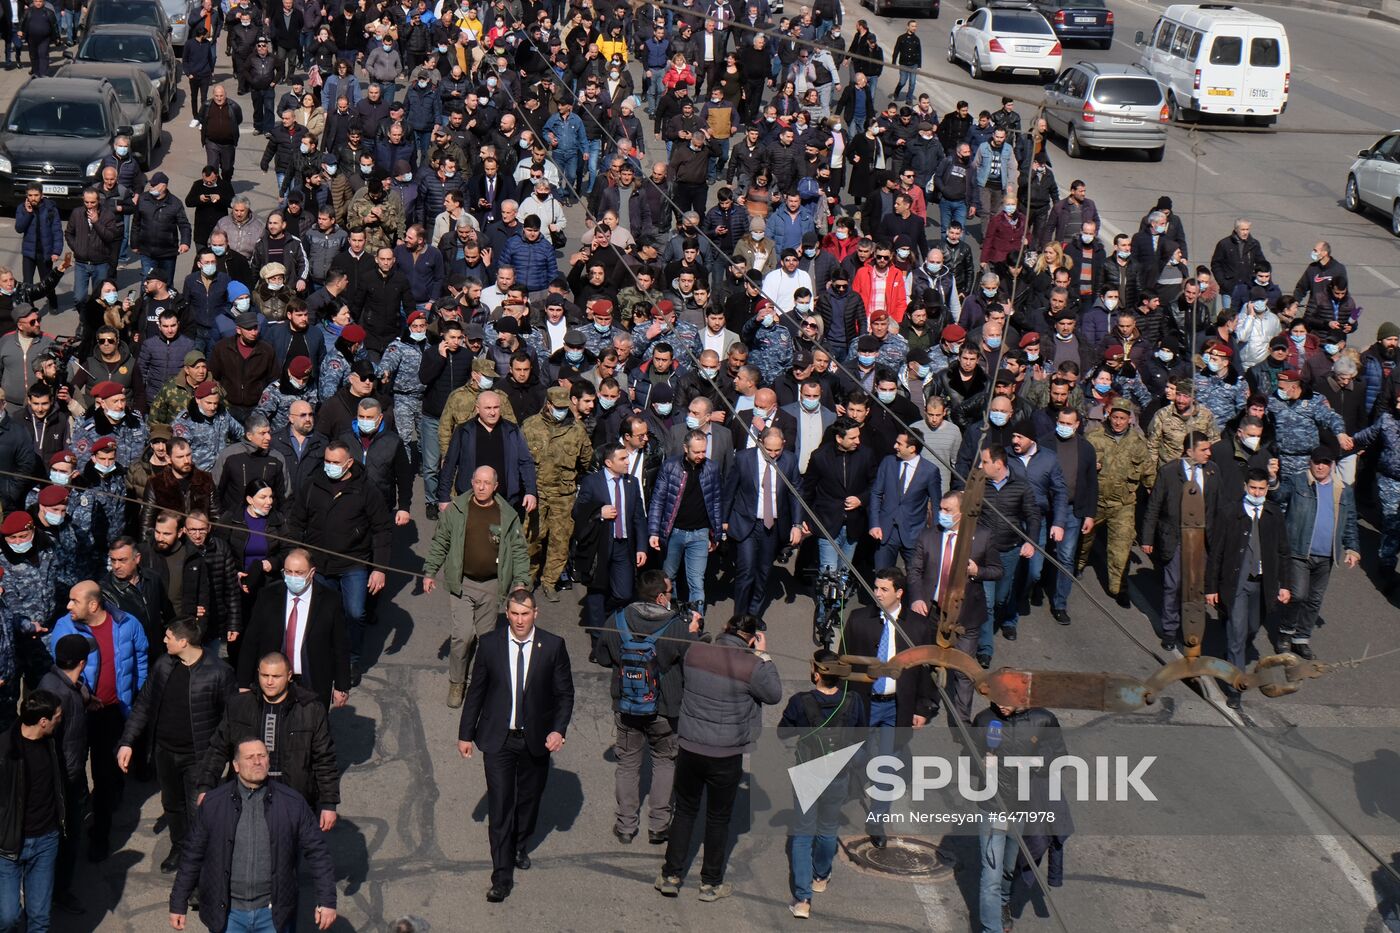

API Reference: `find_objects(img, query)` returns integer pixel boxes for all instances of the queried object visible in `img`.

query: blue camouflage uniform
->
[742,319,795,385]
[1267,394,1345,477]
[632,320,701,363]
[846,332,911,374]
[584,323,626,358]
[255,378,321,431]
[0,537,61,637]
[377,337,427,461]
[30,512,97,589]
[1192,372,1248,429]
[71,411,150,469]
[320,348,368,400]
[172,409,246,472]
[76,464,129,547]
[927,343,960,375]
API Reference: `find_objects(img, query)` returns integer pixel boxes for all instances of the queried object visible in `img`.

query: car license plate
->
[1249,87,1271,98]
[1016,44,1038,52]
[1113,116,1137,124]
[1074,15,1095,23]
[1207,87,1234,96]
[40,184,66,196]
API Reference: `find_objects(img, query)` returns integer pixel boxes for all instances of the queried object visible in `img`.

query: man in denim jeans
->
[0,691,66,933]
[651,432,724,612]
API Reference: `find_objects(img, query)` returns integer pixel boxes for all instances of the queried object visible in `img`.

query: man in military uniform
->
[436,357,518,459]
[1082,398,1155,607]
[148,351,211,427]
[522,385,594,601]
[1268,369,1352,478]
[346,169,407,253]
[0,512,61,649]
[1145,378,1219,469]
[71,381,151,470]
[29,485,98,589]
[76,436,130,546]
[1192,340,1249,428]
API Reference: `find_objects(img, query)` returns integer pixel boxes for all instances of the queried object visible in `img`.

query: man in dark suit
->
[665,395,735,477]
[1130,209,1179,291]
[1042,409,1099,625]
[466,156,511,225]
[803,416,879,573]
[439,391,539,514]
[1006,421,1069,637]
[908,491,1003,723]
[729,388,797,452]
[457,589,574,902]
[1206,468,1291,709]
[974,446,1043,668]
[868,430,942,569]
[1142,431,1221,652]
[573,442,648,635]
[236,548,352,710]
[722,428,804,616]
[843,566,936,845]
[781,379,836,474]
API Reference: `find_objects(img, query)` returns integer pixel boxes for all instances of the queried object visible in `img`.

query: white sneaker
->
[789,901,811,919]
[188,119,200,128]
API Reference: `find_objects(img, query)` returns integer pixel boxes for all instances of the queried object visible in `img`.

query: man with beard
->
[139,512,212,632]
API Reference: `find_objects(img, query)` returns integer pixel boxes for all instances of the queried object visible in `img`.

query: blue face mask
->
[1324,343,1340,355]
[1206,357,1223,373]
[357,417,378,434]
[211,244,227,256]
[985,336,1002,349]
[937,511,956,530]
[284,572,311,595]
[1244,493,1266,508]
[1156,349,1174,363]
[48,470,70,486]
[654,403,673,416]
[594,321,610,333]
[551,406,569,420]
[801,397,820,412]
[7,539,32,554]
[685,414,702,429]
[989,411,1009,427]
[700,367,719,380]
[409,330,428,342]
[858,354,877,367]
[477,376,494,389]
[324,461,347,480]
[916,364,930,380]
[599,396,617,410]
[101,291,119,305]
[1054,424,1074,440]
[565,349,584,363]
[1276,387,1290,401]
[877,389,896,404]
[982,288,997,298]
[94,461,117,475]
[1290,333,1306,344]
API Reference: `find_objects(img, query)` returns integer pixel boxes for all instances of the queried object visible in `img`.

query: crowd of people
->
[0,0,1396,929]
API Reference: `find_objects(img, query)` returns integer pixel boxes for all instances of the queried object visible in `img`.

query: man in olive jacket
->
[422,465,530,709]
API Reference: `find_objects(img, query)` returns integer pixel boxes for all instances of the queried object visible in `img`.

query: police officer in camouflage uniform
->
[346,169,408,253]
[0,512,61,646]
[254,356,319,430]
[76,436,130,546]
[1082,398,1155,607]
[172,381,247,472]
[741,298,796,386]
[582,300,626,358]
[1146,378,1220,469]
[71,381,151,470]
[522,385,595,601]
[1193,340,1249,428]
[1268,369,1352,478]
[30,485,98,588]
[377,312,430,467]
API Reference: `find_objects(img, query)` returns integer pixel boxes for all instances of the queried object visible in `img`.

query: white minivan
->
[1133,4,1289,126]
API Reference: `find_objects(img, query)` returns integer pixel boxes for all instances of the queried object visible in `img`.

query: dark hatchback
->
[0,77,132,208]
[1031,0,1113,47]
[75,24,178,119]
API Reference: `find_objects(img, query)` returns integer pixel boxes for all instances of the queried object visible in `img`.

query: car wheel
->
[1391,201,1400,238]
[947,41,959,63]
[970,52,984,79]
[1066,126,1083,158]
[1168,93,1195,125]
[1344,175,1361,213]
[1147,146,1165,163]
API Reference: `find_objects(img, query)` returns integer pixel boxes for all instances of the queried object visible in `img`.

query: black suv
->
[0,77,131,208]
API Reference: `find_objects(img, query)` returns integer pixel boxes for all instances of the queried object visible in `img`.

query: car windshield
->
[79,34,159,63]
[1092,78,1164,106]
[89,1,161,27]
[992,12,1055,35]
[5,97,108,137]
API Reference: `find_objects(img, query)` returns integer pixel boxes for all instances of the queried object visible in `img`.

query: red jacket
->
[852,264,908,324]
[982,209,1029,266]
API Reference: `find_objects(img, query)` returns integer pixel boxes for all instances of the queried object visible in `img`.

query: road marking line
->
[915,881,958,931]
[1171,146,1221,175]
[1363,265,1400,290]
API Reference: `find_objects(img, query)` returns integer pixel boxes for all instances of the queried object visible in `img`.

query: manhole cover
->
[840,835,959,881]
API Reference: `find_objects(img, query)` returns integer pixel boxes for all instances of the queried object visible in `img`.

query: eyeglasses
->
[875,255,892,262]
[97,337,118,345]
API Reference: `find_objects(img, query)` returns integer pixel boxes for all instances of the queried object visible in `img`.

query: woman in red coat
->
[982,194,1030,275]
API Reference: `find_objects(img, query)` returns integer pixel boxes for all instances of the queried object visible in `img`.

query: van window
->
[1249,37,1281,67]
[1209,35,1242,65]
[1092,77,1165,107]
[1170,27,1192,57]
[1155,22,1176,52]
[1189,32,1203,59]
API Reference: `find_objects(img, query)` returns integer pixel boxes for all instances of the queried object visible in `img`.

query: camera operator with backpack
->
[591,568,702,847]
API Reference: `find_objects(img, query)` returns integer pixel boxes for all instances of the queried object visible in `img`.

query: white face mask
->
[1241,434,1261,451]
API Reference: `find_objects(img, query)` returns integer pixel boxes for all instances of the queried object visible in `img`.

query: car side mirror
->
[955,18,965,26]
[117,125,134,137]
[1358,148,1371,158]
[1134,30,1145,45]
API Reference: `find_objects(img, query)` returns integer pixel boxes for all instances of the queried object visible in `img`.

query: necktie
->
[283,596,300,673]
[487,177,495,202]
[937,532,957,608]
[512,639,527,729]
[899,461,909,495]
[874,615,894,695]
[1250,507,1261,574]
[762,462,774,529]
[612,476,625,539]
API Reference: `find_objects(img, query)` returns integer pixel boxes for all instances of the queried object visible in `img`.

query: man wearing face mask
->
[740,299,796,388]
[1234,283,1283,371]
[1267,370,1352,479]
[1206,469,1291,709]
[1209,414,1276,502]
[1080,398,1152,607]
[72,381,149,472]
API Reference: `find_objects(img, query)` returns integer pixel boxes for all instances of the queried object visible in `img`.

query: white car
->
[949,4,1062,82]
[1344,131,1400,237]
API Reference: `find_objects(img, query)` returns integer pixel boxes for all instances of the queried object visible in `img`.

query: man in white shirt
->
[761,250,814,312]
[481,266,516,313]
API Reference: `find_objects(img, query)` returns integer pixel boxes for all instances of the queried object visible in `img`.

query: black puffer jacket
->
[191,534,244,639]
[195,684,340,808]
[130,191,192,259]
[0,724,66,860]
[0,414,39,512]
[119,650,238,764]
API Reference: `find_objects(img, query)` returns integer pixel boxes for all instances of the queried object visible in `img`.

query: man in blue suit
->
[439,391,538,515]
[868,430,942,570]
[573,443,648,635]
[722,428,804,616]
[1041,409,1098,625]
[1004,421,1069,639]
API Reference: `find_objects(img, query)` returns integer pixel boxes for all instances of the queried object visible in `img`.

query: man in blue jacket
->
[1005,421,1069,639]
[543,101,588,198]
[498,216,559,300]
[438,391,538,516]
[14,186,64,315]
[1042,409,1098,625]
[49,580,148,862]
[647,432,723,612]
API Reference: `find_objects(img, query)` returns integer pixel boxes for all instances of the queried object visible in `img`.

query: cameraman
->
[655,614,781,902]
[592,569,701,846]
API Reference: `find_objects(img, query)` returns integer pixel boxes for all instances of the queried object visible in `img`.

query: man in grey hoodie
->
[655,613,782,902]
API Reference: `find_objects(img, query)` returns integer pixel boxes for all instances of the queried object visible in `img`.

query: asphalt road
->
[0,4,1398,930]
